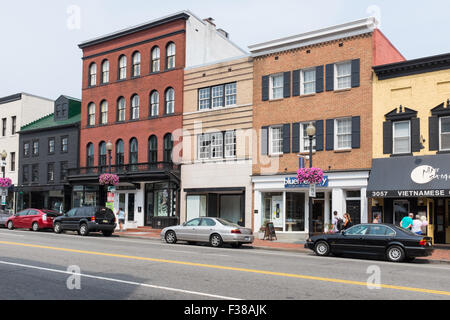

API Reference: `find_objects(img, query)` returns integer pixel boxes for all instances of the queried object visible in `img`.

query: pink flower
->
[297,167,324,185]
[99,174,119,186]
[0,178,12,188]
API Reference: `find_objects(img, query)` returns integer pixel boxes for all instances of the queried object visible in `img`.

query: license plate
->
[103,220,108,223]
[245,237,250,241]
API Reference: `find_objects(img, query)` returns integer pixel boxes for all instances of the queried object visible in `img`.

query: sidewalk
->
[116,228,450,264]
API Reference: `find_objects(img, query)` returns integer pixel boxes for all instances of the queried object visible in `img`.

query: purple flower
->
[99,174,119,186]
[297,167,324,185]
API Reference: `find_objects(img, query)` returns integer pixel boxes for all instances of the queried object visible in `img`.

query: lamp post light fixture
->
[306,122,316,239]
[106,141,113,174]
[1,150,7,178]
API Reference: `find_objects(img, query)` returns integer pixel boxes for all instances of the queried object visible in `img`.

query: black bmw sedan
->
[305,224,434,262]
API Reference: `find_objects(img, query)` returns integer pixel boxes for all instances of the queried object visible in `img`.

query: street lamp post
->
[106,141,113,174]
[306,123,316,239]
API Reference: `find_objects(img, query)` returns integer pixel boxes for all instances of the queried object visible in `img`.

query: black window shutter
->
[351,116,361,149]
[316,66,324,93]
[292,70,300,97]
[292,123,300,153]
[411,118,421,153]
[261,127,269,156]
[283,72,291,98]
[383,121,393,154]
[315,120,324,151]
[326,119,334,151]
[429,116,439,151]
[326,64,334,92]
[351,59,360,88]
[262,76,269,101]
[283,123,291,154]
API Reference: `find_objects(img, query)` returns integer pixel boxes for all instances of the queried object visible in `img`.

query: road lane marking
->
[0,240,449,297]
[0,232,24,237]
[0,260,240,300]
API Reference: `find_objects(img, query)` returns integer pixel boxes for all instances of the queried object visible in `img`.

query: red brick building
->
[68,11,246,228]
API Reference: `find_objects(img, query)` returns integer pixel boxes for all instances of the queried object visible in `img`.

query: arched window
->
[129,138,138,165]
[100,100,108,125]
[165,88,175,115]
[89,63,97,86]
[101,60,109,84]
[151,46,160,73]
[117,97,126,122]
[88,103,96,126]
[164,133,173,163]
[148,135,158,164]
[132,51,141,77]
[99,141,107,168]
[150,91,159,117]
[131,94,140,120]
[166,42,176,70]
[118,55,127,80]
[86,143,95,167]
[116,139,124,165]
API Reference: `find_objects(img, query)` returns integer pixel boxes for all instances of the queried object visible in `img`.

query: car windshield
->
[216,218,240,228]
[345,225,369,235]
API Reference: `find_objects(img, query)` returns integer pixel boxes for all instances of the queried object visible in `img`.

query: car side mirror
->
[341,230,346,236]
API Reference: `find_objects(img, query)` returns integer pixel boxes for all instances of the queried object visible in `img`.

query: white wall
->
[185,15,247,68]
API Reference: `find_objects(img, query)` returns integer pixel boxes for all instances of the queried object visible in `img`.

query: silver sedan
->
[161,217,254,248]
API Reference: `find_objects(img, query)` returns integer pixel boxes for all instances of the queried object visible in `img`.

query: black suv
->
[53,206,116,237]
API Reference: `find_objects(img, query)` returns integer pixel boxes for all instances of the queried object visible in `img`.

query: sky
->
[1,0,449,100]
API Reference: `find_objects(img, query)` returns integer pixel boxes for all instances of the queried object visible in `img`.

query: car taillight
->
[419,239,427,246]
[42,214,47,221]
[231,229,241,234]
[91,217,96,222]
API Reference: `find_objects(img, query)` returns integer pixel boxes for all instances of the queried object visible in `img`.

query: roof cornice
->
[373,53,450,80]
[78,11,190,49]
[249,17,378,58]
[0,93,22,105]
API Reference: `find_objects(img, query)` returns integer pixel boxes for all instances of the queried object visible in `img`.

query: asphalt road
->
[0,228,449,300]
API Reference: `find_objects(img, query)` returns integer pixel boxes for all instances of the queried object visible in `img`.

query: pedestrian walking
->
[343,213,353,230]
[116,207,126,232]
[372,214,380,224]
[420,216,429,235]
[332,211,343,233]
[412,215,423,235]
[400,213,414,230]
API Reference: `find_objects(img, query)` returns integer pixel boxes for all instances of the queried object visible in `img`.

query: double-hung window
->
[131,95,140,120]
[225,83,237,106]
[48,138,55,155]
[199,88,211,110]
[88,103,96,126]
[89,63,97,86]
[150,91,159,117]
[393,121,411,154]
[270,74,283,100]
[132,52,141,77]
[32,140,39,157]
[212,86,224,108]
[335,118,352,150]
[118,56,127,80]
[224,131,236,158]
[210,133,223,159]
[47,163,55,183]
[61,137,68,153]
[300,123,316,153]
[335,62,352,90]
[117,98,126,122]
[198,134,211,160]
[269,126,283,155]
[102,60,109,84]
[301,69,316,95]
[100,101,108,125]
[440,116,450,151]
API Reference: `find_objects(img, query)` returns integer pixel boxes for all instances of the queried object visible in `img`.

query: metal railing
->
[68,162,180,177]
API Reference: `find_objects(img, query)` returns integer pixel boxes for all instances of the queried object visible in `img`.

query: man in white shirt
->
[412,215,423,235]
[331,211,340,233]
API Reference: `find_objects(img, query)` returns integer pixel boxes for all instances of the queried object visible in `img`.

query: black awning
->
[367,154,450,198]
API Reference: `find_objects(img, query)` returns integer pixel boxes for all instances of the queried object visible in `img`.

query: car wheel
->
[165,231,177,244]
[54,222,63,234]
[386,245,405,263]
[314,241,330,257]
[79,224,89,237]
[32,222,39,232]
[7,221,13,230]
[210,234,223,248]
[102,231,113,237]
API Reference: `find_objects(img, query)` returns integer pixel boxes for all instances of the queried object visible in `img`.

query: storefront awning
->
[367,154,450,198]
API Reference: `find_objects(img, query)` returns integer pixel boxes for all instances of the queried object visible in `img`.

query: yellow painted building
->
[369,53,450,244]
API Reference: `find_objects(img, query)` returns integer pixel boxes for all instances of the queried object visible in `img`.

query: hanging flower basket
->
[0,178,12,188]
[297,167,324,185]
[99,174,119,186]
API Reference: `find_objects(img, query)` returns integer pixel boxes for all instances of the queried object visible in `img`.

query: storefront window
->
[262,193,283,230]
[186,195,207,221]
[286,193,305,232]
[220,195,242,225]
[72,186,99,208]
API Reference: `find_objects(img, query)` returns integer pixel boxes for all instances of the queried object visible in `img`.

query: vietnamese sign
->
[369,189,450,198]
[285,176,329,189]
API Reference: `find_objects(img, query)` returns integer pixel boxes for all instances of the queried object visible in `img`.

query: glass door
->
[393,200,409,226]
[145,191,154,226]
[127,194,135,222]
[312,199,324,233]
[434,199,446,244]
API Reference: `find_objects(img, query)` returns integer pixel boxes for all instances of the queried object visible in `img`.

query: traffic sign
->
[309,184,316,198]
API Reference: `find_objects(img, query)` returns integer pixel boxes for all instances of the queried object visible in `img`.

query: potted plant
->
[0,178,12,188]
[99,173,119,186]
[297,167,324,185]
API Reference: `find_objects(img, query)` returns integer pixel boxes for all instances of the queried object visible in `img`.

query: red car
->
[6,209,62,232]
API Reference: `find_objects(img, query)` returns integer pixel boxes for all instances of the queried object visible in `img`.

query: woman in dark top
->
[343,213,353,230]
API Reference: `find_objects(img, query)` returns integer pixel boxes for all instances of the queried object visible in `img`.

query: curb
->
[116,234,450,265]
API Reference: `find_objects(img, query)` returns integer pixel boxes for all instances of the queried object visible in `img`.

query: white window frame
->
[198,88,211,110]
[198,134,211,160]
[334,61,352,90]
[393,120,411,155]
[89,63,97,86]
[212,85,224,108]
[119,56,127,80]
[300,122,316,153]
[269,126,283,156]
[151,47,161,72]
[224,130,236,158]
[132,52,141,77]
[439,116,450,151]
[166,43,176,70]
[270,74,284,100]
[165,88,175,114]
[225,83,237,107]
[301,68,316,95]
[102,60,109,84]
[334,117,352,151]
[210,132,223,159]
[88,103,96,126]
[150,91,159,117]
[100,101,108,125]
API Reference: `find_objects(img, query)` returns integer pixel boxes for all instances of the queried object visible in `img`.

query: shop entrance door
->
[434,199,446,244]
[346,200,361,226]
[145,191,154,226]
[312,199,324,233]
[271,196,283,229]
